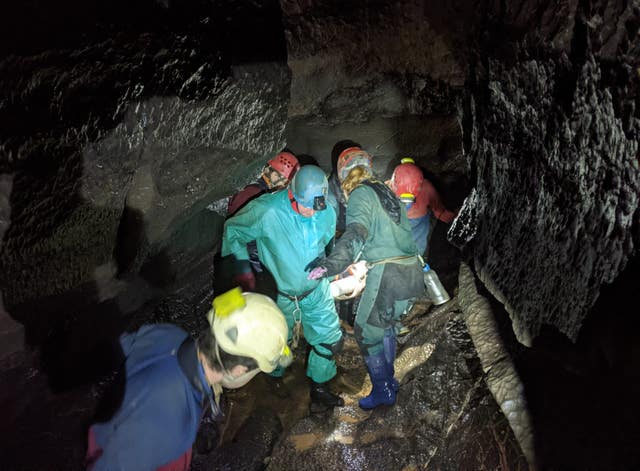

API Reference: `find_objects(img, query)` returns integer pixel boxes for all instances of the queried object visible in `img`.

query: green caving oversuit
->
[323,180,424,356]
[222,189,341,383]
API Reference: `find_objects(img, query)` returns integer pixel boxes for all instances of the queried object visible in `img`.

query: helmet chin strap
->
[262,164,277,188]
[288,188,302,214]
[214,342,259,389]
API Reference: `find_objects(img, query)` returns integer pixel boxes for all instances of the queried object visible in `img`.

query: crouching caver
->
[86,288,291,471]
[222,165,345,409]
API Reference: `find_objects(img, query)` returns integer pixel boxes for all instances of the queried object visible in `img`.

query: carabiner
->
[291,297,303,349]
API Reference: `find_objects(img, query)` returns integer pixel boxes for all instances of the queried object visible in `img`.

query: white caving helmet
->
[207,288,292,373]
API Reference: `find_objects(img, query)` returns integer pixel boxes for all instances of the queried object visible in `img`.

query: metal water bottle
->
[423,264,450,305]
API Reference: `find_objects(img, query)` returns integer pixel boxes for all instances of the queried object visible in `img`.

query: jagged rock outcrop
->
[451,0,640,344]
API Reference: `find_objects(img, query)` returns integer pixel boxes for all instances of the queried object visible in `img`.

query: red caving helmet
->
[268,152,300,181]
[391,158,424,202]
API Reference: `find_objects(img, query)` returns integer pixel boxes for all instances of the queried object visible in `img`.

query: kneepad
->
[312,330,345,360]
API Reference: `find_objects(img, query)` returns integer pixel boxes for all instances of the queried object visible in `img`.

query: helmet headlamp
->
[313,195,327,211]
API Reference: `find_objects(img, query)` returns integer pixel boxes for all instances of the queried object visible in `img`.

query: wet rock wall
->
[280,0,469,188]
[0,175,23,359]
[0,2,290,468]
[281,0,640,346]
[451,0,640,344]
[0,1,290,327]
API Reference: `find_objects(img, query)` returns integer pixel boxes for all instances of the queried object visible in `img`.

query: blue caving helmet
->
[290,165,328,210]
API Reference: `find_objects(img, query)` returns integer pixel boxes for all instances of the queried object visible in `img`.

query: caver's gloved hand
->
[307,266,328,280]
[304,256,324,272]
[305,256,328,280]
[315,221,369,278]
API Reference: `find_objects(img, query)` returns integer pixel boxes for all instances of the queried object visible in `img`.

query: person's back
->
[227,181,267,217]
[347,181,417,263]
[389,158,456,255]
[307,149,424,412]
[88,289,293,471]
[326,140,364,327]
[409,179,456,222]
[88,324,205,471]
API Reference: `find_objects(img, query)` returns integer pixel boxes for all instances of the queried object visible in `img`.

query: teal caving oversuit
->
[222,189,341,383]
[320,179,424,409]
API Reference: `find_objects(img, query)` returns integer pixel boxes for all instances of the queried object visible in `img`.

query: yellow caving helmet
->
[207,288,292,373]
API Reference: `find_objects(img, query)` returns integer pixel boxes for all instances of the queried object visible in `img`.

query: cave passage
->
[1,1,639,470]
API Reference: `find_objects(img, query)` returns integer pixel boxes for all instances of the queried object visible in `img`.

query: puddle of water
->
[337,413,365,424]
[290,432,321,451]
[332,433,354,445]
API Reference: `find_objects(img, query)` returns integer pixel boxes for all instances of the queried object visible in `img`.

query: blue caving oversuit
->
[222,189,341,383]
[408,214,430,255]
[89,324,212,471]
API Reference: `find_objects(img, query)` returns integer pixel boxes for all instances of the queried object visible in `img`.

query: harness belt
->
[277,286,316,301]
[366,254,420,268]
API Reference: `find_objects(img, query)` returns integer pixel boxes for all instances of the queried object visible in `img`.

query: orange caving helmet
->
[391,158,424,203]
[268,152,300,181]
[336,147,373,182]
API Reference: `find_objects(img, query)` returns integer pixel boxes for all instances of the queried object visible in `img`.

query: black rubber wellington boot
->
[310,381,344,410]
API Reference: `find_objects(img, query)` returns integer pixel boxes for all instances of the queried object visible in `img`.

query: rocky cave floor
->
[0,297,525,471]
[1,253,639,470]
